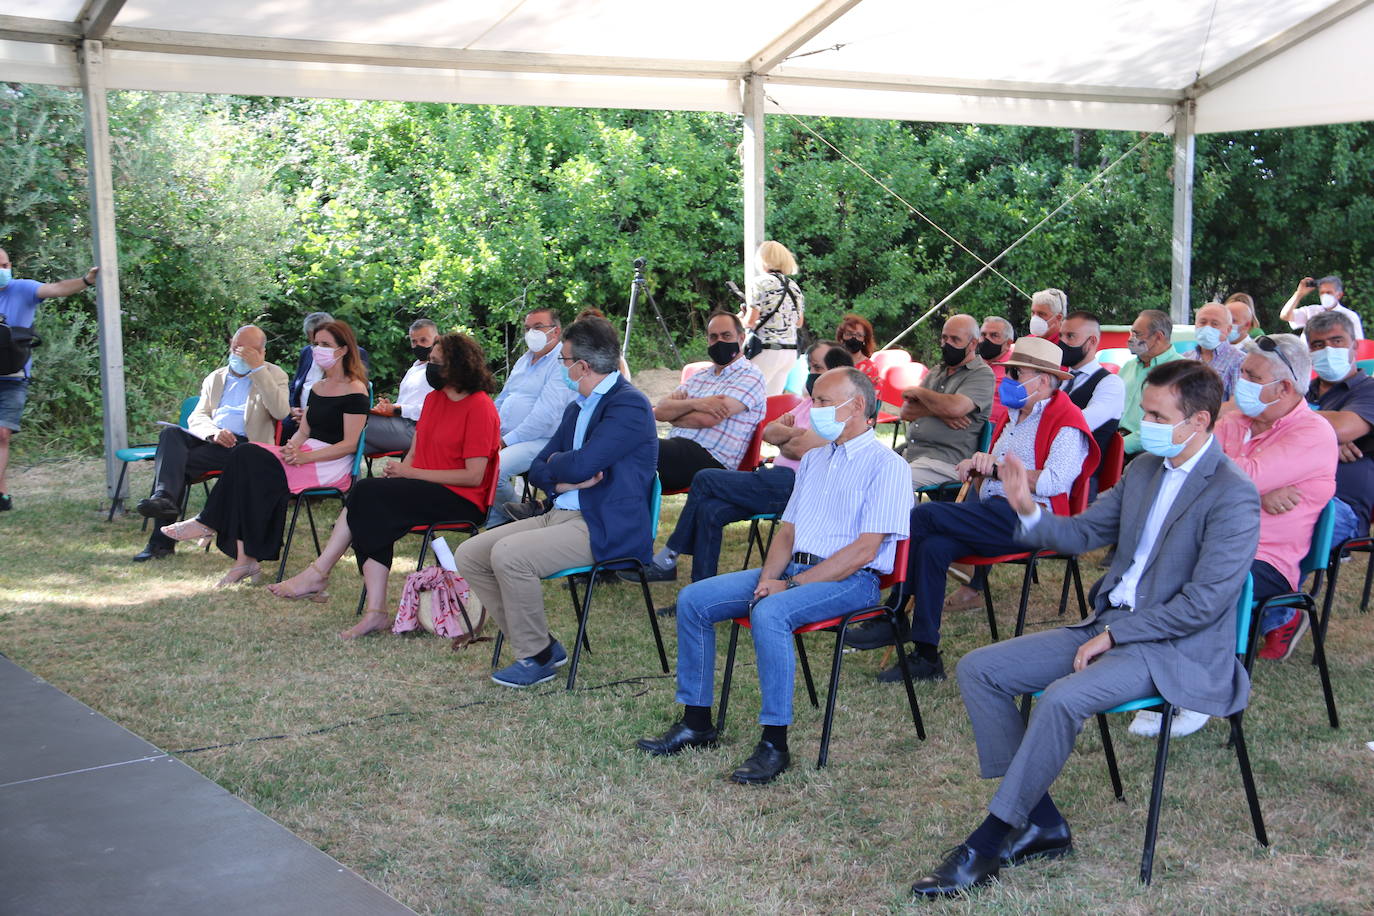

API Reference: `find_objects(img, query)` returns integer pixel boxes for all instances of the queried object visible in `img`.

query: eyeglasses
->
[1006,366,1035,381]
[1256,335,1297,381]
[525,323,556,332]
[556,355,580,364]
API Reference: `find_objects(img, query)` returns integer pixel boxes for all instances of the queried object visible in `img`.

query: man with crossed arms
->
[908,359,1258,898]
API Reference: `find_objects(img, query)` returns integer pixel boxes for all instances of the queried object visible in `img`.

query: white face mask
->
[1028,314,1050,337]
[525,329,549,352]
[1320,293,1339,310]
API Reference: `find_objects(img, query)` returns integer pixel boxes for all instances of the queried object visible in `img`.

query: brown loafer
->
[943,590,983,613]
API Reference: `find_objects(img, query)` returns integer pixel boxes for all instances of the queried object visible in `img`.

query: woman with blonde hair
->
[739,240,805,395]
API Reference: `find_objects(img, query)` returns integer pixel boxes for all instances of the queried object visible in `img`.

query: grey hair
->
[1138,309,1173,342]
[1318,274,1344,294]
[1031,288,1068,317]
[303,311,334,338]
[839,367,879,421]
[563,316,621,375]
[1243,334,1311,396]
[408,318,438,334]
[983,316,1015,340]
[1305,309,1357,343]
[529,307,561,328]
[948,313,982,341]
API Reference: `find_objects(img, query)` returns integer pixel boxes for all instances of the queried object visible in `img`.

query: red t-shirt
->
[411,389,501,507]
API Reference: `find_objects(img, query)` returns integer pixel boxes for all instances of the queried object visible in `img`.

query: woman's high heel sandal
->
[266,561,330,603]
[217,563,263,588]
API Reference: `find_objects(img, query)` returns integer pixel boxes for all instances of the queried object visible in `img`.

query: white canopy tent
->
[2,0,1372,500]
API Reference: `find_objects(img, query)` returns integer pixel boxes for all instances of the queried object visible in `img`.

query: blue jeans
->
[1252,559,1296,634]
[1331,497,1363,547]
[665,466,796,581]
[675,562,880,726]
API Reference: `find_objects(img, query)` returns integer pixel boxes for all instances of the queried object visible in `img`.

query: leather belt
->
[758,342,795,350]
[791,552,880,577]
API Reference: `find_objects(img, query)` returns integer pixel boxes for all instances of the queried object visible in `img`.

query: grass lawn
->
[2,456,1373,915]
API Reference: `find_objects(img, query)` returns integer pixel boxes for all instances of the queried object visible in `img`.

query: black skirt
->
[345,477,484,571]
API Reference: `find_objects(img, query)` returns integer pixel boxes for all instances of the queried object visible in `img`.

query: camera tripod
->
[622,257,682,366]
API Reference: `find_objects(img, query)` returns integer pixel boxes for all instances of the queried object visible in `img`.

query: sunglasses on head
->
[1256,336,1297,381]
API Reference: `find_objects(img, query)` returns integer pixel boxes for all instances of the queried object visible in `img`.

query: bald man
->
[1185,302,1244,399]
[131,325,290,562]
[901,314,995,489]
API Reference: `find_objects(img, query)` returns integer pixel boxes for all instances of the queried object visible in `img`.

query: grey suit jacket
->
[1017,437,1260,717]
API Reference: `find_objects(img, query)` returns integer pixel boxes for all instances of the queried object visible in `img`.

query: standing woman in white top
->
[740,241,805,395]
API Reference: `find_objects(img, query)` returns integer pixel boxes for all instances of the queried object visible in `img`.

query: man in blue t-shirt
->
[0,246,99,511]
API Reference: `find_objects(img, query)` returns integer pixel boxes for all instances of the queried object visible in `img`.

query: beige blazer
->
[186,363,290,444]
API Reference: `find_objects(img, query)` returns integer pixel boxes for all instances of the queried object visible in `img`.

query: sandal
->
[161,518,214,542]
[266,561,330,603]
[217,563,263,588]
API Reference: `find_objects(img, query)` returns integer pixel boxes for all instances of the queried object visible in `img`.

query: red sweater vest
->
[990,390,1100,516]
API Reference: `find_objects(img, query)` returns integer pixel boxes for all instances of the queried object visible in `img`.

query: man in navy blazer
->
[455,315,658,687]
[909,360,1260,899]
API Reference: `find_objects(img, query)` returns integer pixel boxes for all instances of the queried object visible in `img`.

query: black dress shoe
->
[132,543,174,562]
[844,617,908,650]
[136,494,179,521]
[999,818,1072,867]
[729,740,790,785]
[877,650,945,683]
[910,844,1000,898]
[636,721,719,756]
[655,603,677,618]
[619,563,676,584]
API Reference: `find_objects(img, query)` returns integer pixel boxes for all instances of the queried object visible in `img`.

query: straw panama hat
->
[1002,337,1071,380]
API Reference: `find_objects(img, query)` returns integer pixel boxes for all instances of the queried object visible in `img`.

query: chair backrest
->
[1300,499,1339,579]
[1233,573,1255,656]
[878,538,910,592]
[880,362,928,412]
[1098,347,1132,368]
[1172,340,1197,355]
[681,361,712,385]
[1357,339,1374,361]
[871,348,912,375]
[764,392,803,424]
[977,418,993,453]
[1101,361,1120,375]
[1098,329,1130,350]
[1097,431,1126,491]
[348,424,369,482]
[648,474,663,539]
[178,396,200,426]
[1357,358,1374,376]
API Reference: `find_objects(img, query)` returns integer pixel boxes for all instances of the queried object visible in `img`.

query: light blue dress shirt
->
[554,371,620,511]
[213,366,257,437]
[493,348,576,446]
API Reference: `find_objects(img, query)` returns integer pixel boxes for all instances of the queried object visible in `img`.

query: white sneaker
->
[1128,710,1162,737]
[1168,708,1210,737]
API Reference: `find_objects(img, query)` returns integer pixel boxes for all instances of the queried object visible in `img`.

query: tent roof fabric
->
[1,0,1371,132]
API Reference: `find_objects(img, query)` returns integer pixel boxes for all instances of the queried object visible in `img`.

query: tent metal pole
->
[741,75,765,286]
[79,39,128,507]
[1170,100,1196,325]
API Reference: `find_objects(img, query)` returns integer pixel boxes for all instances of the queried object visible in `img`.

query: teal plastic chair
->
[1032,574,1266,884]
[1356,359,1374,376]
[275,424,369,582]
[914,420,994,503]
[108,396,199,521]
[490,476,668,690]
[1245,499,1339,728]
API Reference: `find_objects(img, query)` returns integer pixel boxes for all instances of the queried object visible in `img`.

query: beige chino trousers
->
[452,508,593,659]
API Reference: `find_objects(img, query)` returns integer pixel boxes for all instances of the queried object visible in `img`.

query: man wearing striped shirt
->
[637,367,912,785]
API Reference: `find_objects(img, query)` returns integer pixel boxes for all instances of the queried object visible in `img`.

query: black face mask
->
[805,372,821,396]
[940,342,969,367]
[1057,340,1087,368]
[842,337,865,354]
[425,362,445,390]
[411,344,433,361]
[977,339,1004,361]
[707,340,740,366]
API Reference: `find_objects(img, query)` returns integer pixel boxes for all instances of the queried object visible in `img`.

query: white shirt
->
[395,360,430,422]
[1019,435,1214,609]
[1062,359,1125,433]
[1287,302,1364,340]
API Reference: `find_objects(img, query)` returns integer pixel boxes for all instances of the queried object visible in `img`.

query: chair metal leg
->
[1139,705,1175,885]
[304,497,323,556]
[715,622,742,734]
[795,634,818,708]
[276,497,305,582]
[1228,711,1269,848]
[108,462,131,521]
[1097,712,1124,801]
[491,631,505,669]
[565,573,596,690]
[743,517,762,570]
[1359,545,1374,613]
[1056,559,1071,617]
[1072,559,1090,620]
[635,566,670,673]
[885,607,925,741]
[1012,556,1038,638]
[982,581,1000,642]
[1307,603,1340,729]
[817,626,850,768]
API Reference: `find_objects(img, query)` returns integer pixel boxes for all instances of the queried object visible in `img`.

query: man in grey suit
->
[909,359,1260,899]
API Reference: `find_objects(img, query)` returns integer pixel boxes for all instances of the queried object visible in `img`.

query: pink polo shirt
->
[1215,404,1337,588]
[772,398,814,472]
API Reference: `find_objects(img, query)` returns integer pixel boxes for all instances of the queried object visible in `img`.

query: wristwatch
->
[783,574,800,589]
[1103,624,1116,646]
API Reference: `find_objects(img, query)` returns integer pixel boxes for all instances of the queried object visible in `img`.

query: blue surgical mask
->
[0,268,10,288]
[810,397,853,442]
[1194,326,1222,351]
[1312,346,1353,383]
[1227,326,1243,344]
[1139,418,1196,459]
[999,376,1029,410]
[227,354,251,375]
[560,360,581,392]
[1235,377,1279,418]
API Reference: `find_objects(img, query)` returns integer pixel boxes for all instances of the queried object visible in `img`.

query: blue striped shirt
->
[781,428,913,574]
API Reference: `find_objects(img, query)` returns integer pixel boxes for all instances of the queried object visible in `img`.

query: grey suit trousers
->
[363,415,416,453]
[955,608,1157,828]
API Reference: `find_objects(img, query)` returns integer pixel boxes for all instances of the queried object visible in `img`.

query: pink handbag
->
[393,566,487,648]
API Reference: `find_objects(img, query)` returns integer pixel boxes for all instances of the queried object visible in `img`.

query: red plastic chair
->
[680,361,712,385]
[1102,362,1120,375]
[1096,431,1126,492]
[1099,330,1130,349]
[1357,339,1374,361]
[954,424,1101,641]
[876,362,928,447]
[715,540,923,768]
[664,394,798,498]
[871,348,912,375]
[737,393,807,563]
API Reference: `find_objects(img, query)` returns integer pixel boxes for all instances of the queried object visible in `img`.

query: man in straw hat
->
[846,336,1099,683]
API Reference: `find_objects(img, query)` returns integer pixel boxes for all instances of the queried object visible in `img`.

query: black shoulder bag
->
[742,272,801,360]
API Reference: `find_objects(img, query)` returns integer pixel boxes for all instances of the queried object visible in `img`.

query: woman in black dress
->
[161,321,369,585]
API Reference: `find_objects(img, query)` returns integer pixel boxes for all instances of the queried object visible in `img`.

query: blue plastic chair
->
[1246,499,1339,728]
[275,424,369,583]
[1032,574,1266,884]
[490,476,669,690]
[108,396,200,521]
